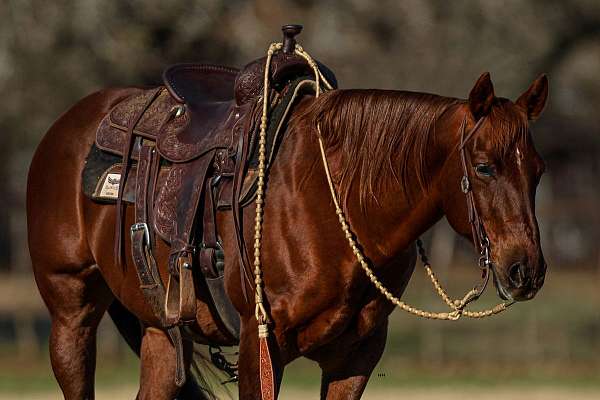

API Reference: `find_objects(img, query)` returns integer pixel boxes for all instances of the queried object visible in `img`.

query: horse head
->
[441,72,549,302]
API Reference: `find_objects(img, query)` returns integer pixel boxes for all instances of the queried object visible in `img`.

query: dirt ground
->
[2,386,598,400]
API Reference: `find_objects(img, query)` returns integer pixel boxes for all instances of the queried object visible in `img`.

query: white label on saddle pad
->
[99,173,121,199]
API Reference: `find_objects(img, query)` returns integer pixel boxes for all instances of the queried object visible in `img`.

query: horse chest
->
[294,282,393,355]
[282,248,416,356]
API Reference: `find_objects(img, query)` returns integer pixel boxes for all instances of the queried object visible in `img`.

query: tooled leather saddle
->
[85,25,337,381]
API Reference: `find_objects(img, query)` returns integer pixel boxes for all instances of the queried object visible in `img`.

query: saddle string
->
[114,87,163,266]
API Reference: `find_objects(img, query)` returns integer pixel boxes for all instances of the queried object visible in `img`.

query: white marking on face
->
[516,147,522,167]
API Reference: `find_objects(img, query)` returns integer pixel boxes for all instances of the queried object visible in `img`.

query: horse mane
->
[302,89,461,208]
[300,89,531,210]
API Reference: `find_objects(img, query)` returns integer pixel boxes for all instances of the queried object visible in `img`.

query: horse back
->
[27,87,153,309]
[27,87,142,251]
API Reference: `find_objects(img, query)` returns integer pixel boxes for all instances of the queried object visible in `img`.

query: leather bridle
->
[457,116,493,298]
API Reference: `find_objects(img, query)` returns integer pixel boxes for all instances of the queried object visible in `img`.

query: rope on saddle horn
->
[252,42,281,400]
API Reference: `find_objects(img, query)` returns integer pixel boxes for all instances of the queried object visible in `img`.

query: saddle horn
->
[282,24,302,54]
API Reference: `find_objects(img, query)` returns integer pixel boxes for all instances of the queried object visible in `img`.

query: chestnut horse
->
[27,71,548,399]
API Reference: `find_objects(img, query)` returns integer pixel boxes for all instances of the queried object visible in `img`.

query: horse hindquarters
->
[27,89,134,399]
[27,90,154,399]
[28,88,221,400]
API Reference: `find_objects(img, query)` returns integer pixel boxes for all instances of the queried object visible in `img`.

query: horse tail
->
[107,300,229,399]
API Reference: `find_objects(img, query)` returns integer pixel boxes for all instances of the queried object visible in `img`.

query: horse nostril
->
[535,274,545,288]
[508,263,528,289]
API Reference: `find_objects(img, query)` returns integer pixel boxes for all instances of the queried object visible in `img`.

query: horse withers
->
[27,68,548,399]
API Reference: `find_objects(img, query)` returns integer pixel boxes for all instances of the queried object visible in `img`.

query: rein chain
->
[252,44,512,339]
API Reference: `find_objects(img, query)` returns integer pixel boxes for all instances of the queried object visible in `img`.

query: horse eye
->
[475,163,494,177]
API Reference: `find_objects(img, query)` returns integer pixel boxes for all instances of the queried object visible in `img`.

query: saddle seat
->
[163,63,238,106]
[97,66,251,164]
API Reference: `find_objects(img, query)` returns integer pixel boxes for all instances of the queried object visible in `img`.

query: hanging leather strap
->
[135,144,154,225]
[198,179,219,278]
[147,142,162,249]
[131,225,164,322]
[131,226,187,387]
[259,335,275,400]
[129,143,187,387]
[115,87,162,265]
[166,324,187,387]
[232,127,255,303]
[165,153,216,326]
[131,143,164,321]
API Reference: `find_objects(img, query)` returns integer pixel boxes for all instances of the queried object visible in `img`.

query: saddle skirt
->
[96,86,248,164]
[91,77,323,241]
[95,85,257,243]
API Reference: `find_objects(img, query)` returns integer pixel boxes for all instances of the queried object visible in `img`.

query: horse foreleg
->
[318,325,388,400]
[238,317,284,400]
[138,327,191,400]
[35,263,113,400]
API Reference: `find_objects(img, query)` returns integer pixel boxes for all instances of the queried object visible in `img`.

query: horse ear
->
[516,74,549,121]
[468,72,495,121]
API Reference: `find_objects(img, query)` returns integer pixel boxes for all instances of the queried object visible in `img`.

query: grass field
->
[1,354,599,399]
[1,267,599,399]
[2,386,599,400]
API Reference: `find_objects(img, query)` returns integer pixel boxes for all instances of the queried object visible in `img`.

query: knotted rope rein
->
[253,43,512,334]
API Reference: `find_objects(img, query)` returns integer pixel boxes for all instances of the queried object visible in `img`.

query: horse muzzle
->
[492,259,546,302]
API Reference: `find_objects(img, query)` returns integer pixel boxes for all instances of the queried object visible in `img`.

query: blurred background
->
[1,0,600,398]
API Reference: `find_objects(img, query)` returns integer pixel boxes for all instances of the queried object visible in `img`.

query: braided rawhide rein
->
[252,43,513,337]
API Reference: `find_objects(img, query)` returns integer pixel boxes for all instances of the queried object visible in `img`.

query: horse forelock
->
[483,98,530,159]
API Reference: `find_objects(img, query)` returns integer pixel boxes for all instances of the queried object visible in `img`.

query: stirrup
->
[165,254,197,326]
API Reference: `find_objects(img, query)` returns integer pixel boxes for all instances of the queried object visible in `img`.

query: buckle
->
[478,254,491,269]
[478,237,492,269]
[461,175,470,193]
[131,222,150,246]
[200,241,224,252]
[170,104,185,117]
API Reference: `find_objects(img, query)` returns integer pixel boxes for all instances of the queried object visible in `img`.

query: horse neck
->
[283,99,464,267]
[338,155,445,265]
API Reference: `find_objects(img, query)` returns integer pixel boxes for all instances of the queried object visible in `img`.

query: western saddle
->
[90,25,336,385]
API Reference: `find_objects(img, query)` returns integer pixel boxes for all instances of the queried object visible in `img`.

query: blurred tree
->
[1,0,599,270]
